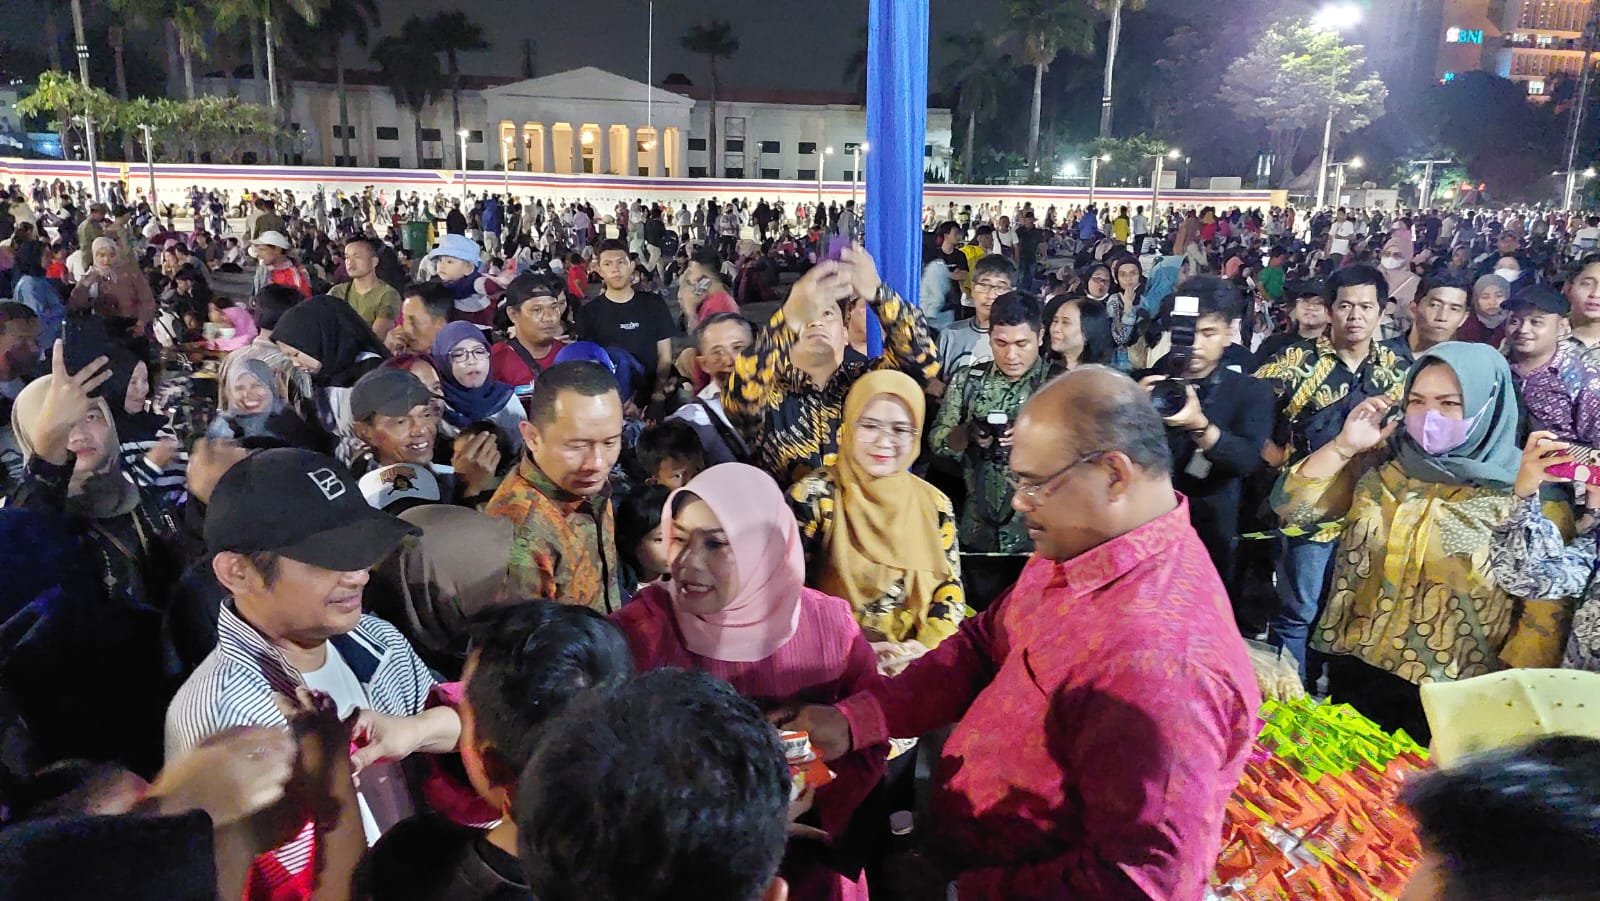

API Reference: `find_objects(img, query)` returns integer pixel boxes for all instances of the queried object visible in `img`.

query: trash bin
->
[402,220,432,258]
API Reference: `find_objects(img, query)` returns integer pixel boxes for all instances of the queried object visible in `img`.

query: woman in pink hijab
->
[612,463,883,901]
[1378,227,1421,338]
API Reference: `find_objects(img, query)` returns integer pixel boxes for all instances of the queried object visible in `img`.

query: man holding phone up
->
[1506,284,1600,451]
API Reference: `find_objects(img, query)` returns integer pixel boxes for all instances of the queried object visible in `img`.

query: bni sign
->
[1445,27,1484,44]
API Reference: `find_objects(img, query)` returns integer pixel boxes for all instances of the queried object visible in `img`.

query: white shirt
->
[302,649,415,844]
[1330,220,1356,255]
[1132,214,1148,234]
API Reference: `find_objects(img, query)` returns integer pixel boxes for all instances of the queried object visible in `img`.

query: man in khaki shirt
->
[330,237,399,340]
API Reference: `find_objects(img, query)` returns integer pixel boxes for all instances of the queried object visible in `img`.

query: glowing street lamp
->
[1311,3,1363,209]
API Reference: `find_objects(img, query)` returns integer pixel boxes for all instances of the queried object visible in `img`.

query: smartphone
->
[62,315,114,396]
[824,235,848,262]
[1546,445,1600,488]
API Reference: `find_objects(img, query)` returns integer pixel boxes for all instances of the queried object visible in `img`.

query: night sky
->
[0,0,1384,95]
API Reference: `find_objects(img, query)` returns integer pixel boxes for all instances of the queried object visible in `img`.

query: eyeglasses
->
[973,279,1012,294]
[448,347,490,363]
[1004,451,1107,505]
[855,419,919,445]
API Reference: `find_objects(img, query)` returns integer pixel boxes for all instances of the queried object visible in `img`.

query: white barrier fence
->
[3,157,1287,217]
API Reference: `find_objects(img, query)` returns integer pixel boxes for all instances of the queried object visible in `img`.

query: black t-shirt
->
[363,814,532,901]
[1015,226,1042,264]
[576,289,678,380]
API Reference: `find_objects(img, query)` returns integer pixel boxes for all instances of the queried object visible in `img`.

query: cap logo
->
[308,468,347,501]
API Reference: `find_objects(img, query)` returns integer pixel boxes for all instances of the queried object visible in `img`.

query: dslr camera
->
[1149,295,1200,419]
[970,411,1012,464]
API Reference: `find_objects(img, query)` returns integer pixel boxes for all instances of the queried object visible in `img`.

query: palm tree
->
[841,24,868,105]
[373,16,445,169]
[283,0,379,165]
[1004,0,1094,170]
[680,19,739,178]
[424,11,489,170]
[1088,0,1148,138]
[940,34,1011,183]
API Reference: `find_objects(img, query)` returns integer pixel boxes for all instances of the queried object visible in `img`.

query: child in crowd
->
[424,234,498,329]
[634,419,706,490]
[362,602,632,901]
[615,484,671,600]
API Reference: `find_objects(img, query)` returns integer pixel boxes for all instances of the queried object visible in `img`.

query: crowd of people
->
[1,170,1600,901]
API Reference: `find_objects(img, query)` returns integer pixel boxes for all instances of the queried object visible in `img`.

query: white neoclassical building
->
[193,65,951,181]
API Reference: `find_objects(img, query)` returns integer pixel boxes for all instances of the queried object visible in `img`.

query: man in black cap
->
[1252,279,1329,367]
[1507,283,1600,448]
[349,367,501,508]
[165,448,461,882]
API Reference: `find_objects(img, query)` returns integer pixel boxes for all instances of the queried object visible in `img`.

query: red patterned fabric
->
[838,498,1262,900]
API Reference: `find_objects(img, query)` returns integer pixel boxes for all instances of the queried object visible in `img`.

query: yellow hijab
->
[821,370,952,638]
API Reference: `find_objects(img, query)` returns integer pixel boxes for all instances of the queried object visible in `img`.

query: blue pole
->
[863,0,928,358]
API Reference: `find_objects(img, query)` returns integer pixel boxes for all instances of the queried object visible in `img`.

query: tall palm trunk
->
[179,35,196,99]
[1026,61,1044,169]
[960,106,972,183]
[336,42,353,165]
[413,108,425,169]
[708,56,720,178]
[447,50,464,169]
[249,18,265,102]
[110,26,136,159]
[1098,0,1123,138]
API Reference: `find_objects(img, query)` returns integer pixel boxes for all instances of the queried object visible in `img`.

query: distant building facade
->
[1436,0,1598,100]
[194,66,951,179]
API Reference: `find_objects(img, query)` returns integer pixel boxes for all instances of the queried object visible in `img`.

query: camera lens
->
[1150,378,1188,418]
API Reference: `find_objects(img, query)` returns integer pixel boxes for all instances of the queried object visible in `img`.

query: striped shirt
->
[165,603,437,893]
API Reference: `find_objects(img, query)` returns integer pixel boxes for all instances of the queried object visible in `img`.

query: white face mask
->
[1494,267,1521,282]
[1380,256,1406,270]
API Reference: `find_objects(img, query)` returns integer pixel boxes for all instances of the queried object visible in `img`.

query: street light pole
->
[817,145,833,207]
[1409,158,1451,209]
[1313,105,1334,210]
[139,124,157,209]
[72,44,102,202]
[1151,147,1180,231]
[1087,153,1108,206]
[502,137,512,196]
[1309,2,1362,210]
[458,129,470,202]
[852,142,869,207]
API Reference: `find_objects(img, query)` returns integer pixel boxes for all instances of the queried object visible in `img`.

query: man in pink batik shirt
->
[782,367,1261,900]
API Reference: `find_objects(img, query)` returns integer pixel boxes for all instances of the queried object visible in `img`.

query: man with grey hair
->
[780,367,1259,899]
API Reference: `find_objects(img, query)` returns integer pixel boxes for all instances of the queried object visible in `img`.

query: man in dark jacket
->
[1138,276,1274,607]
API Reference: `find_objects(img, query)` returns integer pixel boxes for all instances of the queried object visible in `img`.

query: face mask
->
[1405,408,1481,456]
[1494,268,1521,282]
[1380,256,1406,270]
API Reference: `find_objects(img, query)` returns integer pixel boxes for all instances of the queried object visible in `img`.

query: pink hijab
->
[209,304,260,352]
[665,463,804,663]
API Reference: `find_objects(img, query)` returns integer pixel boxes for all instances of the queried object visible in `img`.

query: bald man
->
[781,368,1260,900]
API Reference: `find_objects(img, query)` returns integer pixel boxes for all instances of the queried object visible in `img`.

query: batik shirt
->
[928,357,1058,553]
[788,469,967,647]
[1253,336,1412,459]
[1512,340,1600,447]
[484,454,621,614]
[724,290,939,486]
[1275,456,1520,685]
[1489,494,1599,672]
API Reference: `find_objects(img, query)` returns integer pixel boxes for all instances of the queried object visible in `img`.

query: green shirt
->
[1259,265,1286,301]
[331,280,401,326]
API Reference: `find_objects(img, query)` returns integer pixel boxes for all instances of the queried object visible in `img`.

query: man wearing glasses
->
[780,367,1260,900]
[929,291,1057,553]
[934,255,1016,389]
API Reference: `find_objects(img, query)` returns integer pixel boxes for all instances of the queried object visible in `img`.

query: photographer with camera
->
[929,291,1059,553]
[1136,277,1275,603]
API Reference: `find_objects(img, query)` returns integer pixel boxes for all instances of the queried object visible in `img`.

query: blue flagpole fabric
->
[864,0,928,357]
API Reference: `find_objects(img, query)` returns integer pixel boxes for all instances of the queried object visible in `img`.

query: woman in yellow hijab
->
[788,370,966,665]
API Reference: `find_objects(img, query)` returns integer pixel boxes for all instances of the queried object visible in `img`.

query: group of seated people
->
[3,205,1600,901]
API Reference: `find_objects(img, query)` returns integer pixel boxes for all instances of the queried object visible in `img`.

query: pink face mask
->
[1405,408,1481,456]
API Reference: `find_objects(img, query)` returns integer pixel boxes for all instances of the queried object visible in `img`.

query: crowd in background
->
[0,170,1599,901]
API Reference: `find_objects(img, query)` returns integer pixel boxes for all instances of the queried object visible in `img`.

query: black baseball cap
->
[350,368,436,422]
[1504,284,1570,316]
[1286,278,1325,300]
[205,448,419,571]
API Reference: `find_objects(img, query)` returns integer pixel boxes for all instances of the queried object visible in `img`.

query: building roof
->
[481,66,693,109]
[662,81,867,107]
